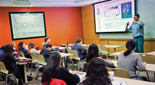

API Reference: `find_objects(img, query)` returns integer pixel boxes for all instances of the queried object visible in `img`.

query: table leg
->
[24,64,28,83]
[114,48,116,60]
[63,57,65,67]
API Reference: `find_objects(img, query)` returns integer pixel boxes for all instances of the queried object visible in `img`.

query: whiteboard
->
[100,0,155,39]
[94,0,135,33]
[9,12,46,40]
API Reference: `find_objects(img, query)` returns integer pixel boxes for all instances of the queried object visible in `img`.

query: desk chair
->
[19,51,26,58]
[0,61,18,85]
[138,53,155,81]
[67,50,84,71]
[107,68,130,78]
[35,55,46,80]
[98,45,110,59]
[29,53,38,75]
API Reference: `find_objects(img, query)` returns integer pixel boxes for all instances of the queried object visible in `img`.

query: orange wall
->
[0,7,83,49]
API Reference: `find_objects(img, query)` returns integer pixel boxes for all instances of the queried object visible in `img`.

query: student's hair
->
[124,40,136,56]
[1,45,6,50]
[41,52,61,85]
[10,41,15,47]
[18,41,25,51]
[75,38,82,43]
[80,57,112,85]
[134,14,140,18]
[86,44,99,63]
[45,44,52,48]
[28,42,35,53]
[44,37,50,42]
[0,45,14,69]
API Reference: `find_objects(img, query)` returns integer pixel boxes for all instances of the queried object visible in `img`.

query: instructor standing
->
[125,14,145,53]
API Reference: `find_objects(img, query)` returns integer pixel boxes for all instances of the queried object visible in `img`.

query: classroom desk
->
[104,45,124,52]
[147,51,155,55]
[60,44,124,52]
[18,62,28,83]
[73,71,155,85]
[60,53,74,67]
[146,64,155,72]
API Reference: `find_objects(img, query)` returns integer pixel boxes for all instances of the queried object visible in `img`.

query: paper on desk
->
[137,64,149,69]
[112,81,127,85]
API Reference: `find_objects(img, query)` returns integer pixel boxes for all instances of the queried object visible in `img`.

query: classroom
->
[0,0,155,85]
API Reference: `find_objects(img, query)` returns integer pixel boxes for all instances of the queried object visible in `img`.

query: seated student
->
[28,42,40,54]
[41,52,80,85]
[83,44,115,72]
[80,57,112,85]
[71,38,88,60]
[0,45,25,85]
[42,37,50,48]
[18,41,31,58]
[40,44,52,62]
[0,45,6,56]
[10,41,18,54]
[118,40,147,81]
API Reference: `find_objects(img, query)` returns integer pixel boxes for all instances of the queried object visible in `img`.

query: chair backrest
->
[0,61,8,74]
[68,50,80,60]
[107,68,129,78]
[30,53,37,60]
[36,55,47,65]
[66,48,71,53]
[19,51,26,58]
[98,45,107,52]
[138,53,155,64]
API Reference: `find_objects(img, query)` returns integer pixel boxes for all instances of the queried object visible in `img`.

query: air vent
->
[12,0,31,6]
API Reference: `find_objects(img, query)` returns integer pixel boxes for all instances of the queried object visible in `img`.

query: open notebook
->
[112,81,127,85]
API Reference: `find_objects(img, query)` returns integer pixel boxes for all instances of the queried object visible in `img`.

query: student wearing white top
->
[28,42,40,54]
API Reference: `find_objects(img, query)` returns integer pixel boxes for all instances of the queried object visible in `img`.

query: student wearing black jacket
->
[41,52,80,85]
[0,45,24,85]
[83,44,115,72]
[18,41,31,58]
[40,44,52,62]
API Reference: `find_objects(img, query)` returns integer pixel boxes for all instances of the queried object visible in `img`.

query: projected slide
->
[9,12,46,40]
[94,0,135,33]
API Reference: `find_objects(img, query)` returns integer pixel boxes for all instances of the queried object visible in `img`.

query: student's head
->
[41,52,61,84]
[134,14,140,21]
[18,41,25,51]
[28,42,35,53]
[44,37,50,43]
[1,45,6,50]
[86,44,99,63]
[4,45,13,53]
[10,41,16,47]
[75,38,82,44]
[45,44,52,50]
[81,57,111,85]
[124,40,136,56]
[28,42,35,49]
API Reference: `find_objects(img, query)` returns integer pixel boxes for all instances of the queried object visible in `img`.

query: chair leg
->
[30,63,33,75]
[72,60,74,70]
[36,66,40,80]
[5,75,8,85]
[13,75,17,85]
[137,71,140,76]
[146,71,150,81]
[114,55,116,60]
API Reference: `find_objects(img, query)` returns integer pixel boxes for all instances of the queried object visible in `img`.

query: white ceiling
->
[0,0,106,7]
